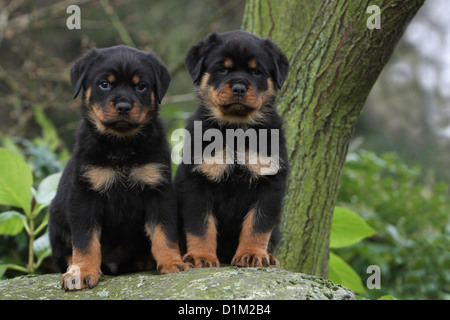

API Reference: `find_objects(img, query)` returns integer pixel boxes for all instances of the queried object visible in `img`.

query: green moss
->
[323,292,333,299]
[0,267,355,300]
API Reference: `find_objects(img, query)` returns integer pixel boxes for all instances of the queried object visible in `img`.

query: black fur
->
[175,31,290,266]
[49,45,188,290]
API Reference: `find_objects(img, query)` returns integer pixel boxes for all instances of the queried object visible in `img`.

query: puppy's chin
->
[219,103,256,117]
[102,119,139,130]
[101,120,141,133]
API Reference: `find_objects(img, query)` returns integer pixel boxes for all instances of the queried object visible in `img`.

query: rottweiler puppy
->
[174,31,289,268]
[49,45,191,291]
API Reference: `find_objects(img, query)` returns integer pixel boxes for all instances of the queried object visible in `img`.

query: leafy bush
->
[0,148,60,277]
[0,107,65,278]
[336,150,450,300]
[328,206,376,295]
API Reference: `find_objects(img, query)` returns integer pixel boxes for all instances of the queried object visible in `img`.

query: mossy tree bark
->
[242,0,425,277]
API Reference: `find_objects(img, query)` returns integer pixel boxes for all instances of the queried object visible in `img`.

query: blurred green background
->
[0,0,448,300]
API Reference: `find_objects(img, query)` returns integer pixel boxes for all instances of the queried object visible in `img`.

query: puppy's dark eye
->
[218,67,230,75]
[99,81,111,90]
[252,68,262,77]
[136,83,147,93]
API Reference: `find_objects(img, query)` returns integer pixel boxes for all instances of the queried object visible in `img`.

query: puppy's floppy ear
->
[185,32,220,84]
[147,53,171,104]
[263,39,290,89]
[70,48,99,99]
[154,63,171,104]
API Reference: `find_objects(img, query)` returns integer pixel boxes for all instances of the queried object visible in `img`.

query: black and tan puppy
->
[174,31,289,268]
[49,45,191,291]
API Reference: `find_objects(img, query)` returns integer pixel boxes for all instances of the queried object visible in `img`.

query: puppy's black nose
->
[231,83,247,97]
[115,102,132,115]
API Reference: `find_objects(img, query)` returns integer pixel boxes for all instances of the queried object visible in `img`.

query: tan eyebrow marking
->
[224,58,233,68]
[107,74,116,83]
[248,59,257,69]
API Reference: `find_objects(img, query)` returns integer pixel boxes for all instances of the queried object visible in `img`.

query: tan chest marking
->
[82,166,118,193]
[128,163,167,189]
[192,149,281,182]
[82,163,167,193]
[193,161,231,182]
[245,150,281,177]
[192,149,231,182]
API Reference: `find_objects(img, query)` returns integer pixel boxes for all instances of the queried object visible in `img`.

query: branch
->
[4,0,92,38]
[98,0,135,47]
[169,0,242,76]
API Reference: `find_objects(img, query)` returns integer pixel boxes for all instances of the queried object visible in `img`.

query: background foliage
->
[0,0,448,300]
[336,150,450,300]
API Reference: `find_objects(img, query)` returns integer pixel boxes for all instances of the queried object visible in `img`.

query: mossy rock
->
[0,266,355,300]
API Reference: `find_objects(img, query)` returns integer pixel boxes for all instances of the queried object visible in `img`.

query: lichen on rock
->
[0,266,355,300]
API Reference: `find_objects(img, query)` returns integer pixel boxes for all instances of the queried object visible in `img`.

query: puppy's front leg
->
[183,214,220,268]
[231,206,280,268]
[145,186,193,274]
[146,223,193,273]
[62,230,103,291]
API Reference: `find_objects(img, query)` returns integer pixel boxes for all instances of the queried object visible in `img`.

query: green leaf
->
[0,265,7,278]
[0,135,25,160]
[330,206,376,248]
[329,251,366,294]
[34,172,62,206]
[0,211,26,235]
[32,106,60,151]
[0,148,33,214]
[33,231,52,261]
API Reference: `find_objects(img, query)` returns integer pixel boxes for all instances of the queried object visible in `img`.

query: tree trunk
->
[242,0,425,277]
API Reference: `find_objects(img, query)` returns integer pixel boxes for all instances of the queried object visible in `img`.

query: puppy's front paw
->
[157,259,194,274]
[231,251,280,268]
[62,264,103,291]
[183,253,220,268]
